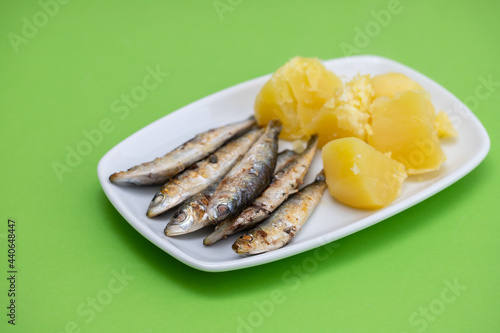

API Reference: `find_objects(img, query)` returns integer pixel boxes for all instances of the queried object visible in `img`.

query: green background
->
[1,0,499,332]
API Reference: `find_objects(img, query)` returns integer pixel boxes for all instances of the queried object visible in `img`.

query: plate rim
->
[97,54,491,272]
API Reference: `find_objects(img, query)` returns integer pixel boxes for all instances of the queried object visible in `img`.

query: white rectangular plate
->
[97,55,490,272]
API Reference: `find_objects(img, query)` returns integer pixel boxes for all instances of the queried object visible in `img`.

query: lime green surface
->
[1,0,499,332]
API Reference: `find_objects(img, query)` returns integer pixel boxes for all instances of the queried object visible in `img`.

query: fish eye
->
[217,204,230,216]
[152,193,164,204]
[173,212,186,222]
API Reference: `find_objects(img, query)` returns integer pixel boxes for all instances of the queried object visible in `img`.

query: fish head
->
[146,192,172,218]
[208,198,235,223]
[232,234,258,255]
[232,228,286,255]
[164,198,208,236]
[164,207,197,236]
[110,172,149,186]
[165,214,193,236]
[232,231,268,255]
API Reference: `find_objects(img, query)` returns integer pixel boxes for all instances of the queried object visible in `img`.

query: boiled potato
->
[368,91,446,175]
[254,57,342,140]
[322,137,407,209]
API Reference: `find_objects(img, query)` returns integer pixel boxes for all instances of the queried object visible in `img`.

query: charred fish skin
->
[146,127,263,218]
[204,136,318,245]
[164,150,297,237]
[207,120,282,224]
[109,117,256,186]
[232,171,326,256]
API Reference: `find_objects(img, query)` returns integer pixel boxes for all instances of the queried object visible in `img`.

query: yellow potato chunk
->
[371,73,423,99]
[368,91,446,175]
[304,75,373,147]
[322,137,407,209]
[434,110,458,138]
[254,57,342,140]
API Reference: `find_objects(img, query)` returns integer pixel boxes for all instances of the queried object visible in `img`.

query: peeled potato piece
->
[371,72,423,99]
[254,57,342,140]
[368,91,446,175]
[322,137,407,209]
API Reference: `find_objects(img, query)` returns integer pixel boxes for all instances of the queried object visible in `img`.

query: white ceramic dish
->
[97,55,490,272]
